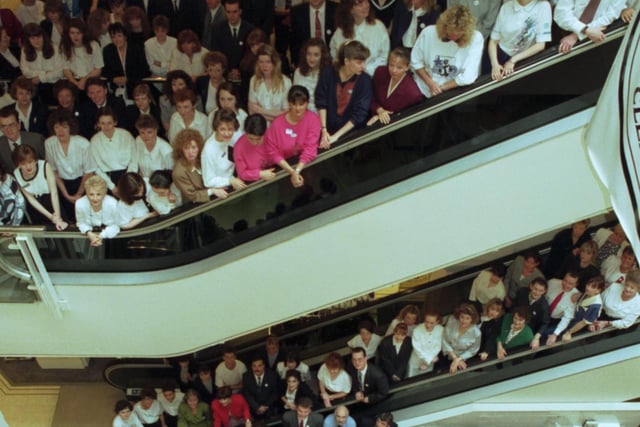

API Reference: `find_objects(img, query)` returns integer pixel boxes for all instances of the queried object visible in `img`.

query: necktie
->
[549,291,564,315]
[314,10,322,40]
[579,0,602,24]
[173,0,178,13]
[299,420,304,427]
[358,371,364,391]
[233,27,238,41]
[257,375,262,386]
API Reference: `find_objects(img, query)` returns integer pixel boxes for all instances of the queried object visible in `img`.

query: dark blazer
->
[10,102,50,136]
[79,95,128,139]
[201,5,227,50]
[195,76,215,113]
[281,410,323,427]
[278,379,316,410]
[0,43,21,82]
[128,0,174,22]
[241,0,275,34]
[211,20,255,71]
[0,132,46,174]
[479,316,502,356]
[124,103,165,139]
[513,286,550,337]
[192,376,217,405]
[346,362,389,404]
[242,369,279,418]
[376,335,412,381]
[166,0,201,36]
[257,347,286,372]
[290,1,337,66]
[390,3,440,49]
[102,42,151,98]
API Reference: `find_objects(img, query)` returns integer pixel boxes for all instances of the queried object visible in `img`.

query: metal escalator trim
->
[0,25,627,241]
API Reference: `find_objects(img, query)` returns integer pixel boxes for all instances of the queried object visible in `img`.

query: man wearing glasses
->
[0,106,44,174]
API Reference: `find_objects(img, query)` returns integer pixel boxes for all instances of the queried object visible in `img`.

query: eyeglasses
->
[0,122,18,130]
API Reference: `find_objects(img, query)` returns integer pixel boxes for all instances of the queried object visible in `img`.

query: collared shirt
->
[546,278,580,335]
[402,6,426,48]
[15,103,32,132]
[309,1,326,38]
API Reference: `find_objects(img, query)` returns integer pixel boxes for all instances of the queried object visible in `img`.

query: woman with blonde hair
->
[248,44,291,123]
[410,5,483,98]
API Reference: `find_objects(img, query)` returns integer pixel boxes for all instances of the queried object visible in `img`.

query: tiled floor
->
[0,360,127,426]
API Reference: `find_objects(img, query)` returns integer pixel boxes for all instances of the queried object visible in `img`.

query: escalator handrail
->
[199,221,613,361]
[0,23,627,240]
[105,316,640,409]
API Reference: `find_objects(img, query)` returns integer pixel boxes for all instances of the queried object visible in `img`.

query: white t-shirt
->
[411,25,484,97]
[215,360,248,387]
[491,0,552,57]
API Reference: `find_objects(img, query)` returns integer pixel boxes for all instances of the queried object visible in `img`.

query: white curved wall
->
[0,110,611,357]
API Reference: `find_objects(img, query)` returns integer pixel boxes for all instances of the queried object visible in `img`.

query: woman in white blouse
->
[201,109,246,198]
[75,175,120,247]
[60,18,103,91]
[90,107,137,197]
[20,23,62,95]
[45,110,95,222]
[169,29,209,82]
[134,114,173,179]
[347,319,382,359]
[168,88,211,144]
[116,172,158,229]
[592,269,640,331]
[145,15,176,77]
[317,352,352,408]
[330,0,390,76]
[248,44,291,123]
[407,311,443,377]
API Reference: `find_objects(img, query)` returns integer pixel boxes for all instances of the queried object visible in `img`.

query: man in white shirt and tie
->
[545,271,580,345]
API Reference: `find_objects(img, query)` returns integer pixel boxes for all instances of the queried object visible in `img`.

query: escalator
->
[0,25,626,357]
[102,247,640,422]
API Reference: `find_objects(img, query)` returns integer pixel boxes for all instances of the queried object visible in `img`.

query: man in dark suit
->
[512,277,550,350]
[192,363,217,405]
[290,0,337,66]
[201,0,227,50]
[0,107,45,174]
[376,322,413,383]
[212,0,255,82]
[281,397,323,427]
[165,0,202,36]
[346,347,389,405]
[127,0,174,23]
[256,334,285,372]
[240,0,274,34]
[79,78,128,139]
[242,355,279,419]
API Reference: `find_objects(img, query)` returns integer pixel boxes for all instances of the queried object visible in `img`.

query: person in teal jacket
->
[497,306,534,359]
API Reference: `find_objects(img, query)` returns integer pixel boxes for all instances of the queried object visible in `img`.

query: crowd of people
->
[105,220,640,427]
[0,0,635,242]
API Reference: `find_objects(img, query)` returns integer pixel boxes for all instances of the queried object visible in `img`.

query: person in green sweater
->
[178,389,212,427]
[497,306,534,359]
